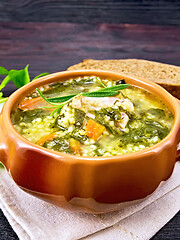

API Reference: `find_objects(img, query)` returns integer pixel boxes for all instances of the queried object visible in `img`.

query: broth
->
[11,76,174,157]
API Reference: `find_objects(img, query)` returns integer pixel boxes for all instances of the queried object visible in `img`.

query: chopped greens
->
[43,137,72,153]
[11,76,174,157]
[11,108,50,125]
[74,108,85,126]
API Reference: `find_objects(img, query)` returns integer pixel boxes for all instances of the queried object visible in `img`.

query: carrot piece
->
[19,97,44,110]
[19,97,55,111]
[36,132,57,146]
[69,138,81,154]
[85,119,105,140]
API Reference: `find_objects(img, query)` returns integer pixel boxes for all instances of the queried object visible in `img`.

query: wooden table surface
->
[0,22,180,240]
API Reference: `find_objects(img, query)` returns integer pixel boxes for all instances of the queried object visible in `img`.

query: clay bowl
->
[0,70,180,214]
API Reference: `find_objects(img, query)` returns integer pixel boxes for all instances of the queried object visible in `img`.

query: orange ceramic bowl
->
[0,70,180,213]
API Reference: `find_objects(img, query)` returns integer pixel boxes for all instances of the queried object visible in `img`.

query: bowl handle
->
[175,98,180,160]
[177,143,180,161]
[0,115,8,169]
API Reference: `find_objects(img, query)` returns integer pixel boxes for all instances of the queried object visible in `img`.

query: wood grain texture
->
[0,0,180,25]
[0,22,180,78]
[0,22,179,239]
[0,22,180,96]
[0,210,18,240]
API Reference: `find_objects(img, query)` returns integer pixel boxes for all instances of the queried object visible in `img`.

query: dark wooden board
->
[0,22,180,239]
[0,0,180,25]
[0,22,180,89]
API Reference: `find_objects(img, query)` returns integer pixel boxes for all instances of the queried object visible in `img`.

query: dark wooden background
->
[0,0,180,25]
[0,1,180,240]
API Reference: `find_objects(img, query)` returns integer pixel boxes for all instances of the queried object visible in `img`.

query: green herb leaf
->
[32,72,49,81]
[0,66,9,75]
[95,84,129,92]
[0,163,4,168]
[95,77,106,88]
[0,65,50,103]
[8,65,30,88]
[0,97,8,103]
[36,80,129,115]
[36,89,58,106]
[37,89,78,115]
[50,104,64,116]
[0,65,30,91]
[47,94,76,103]
[0,92,8,103]
[0,75,11,91]
[82,91,118,97]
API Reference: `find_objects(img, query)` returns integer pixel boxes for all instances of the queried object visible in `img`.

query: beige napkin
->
[0,162,179,240]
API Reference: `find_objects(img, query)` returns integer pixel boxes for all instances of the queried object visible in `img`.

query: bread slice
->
[68,59,180,99]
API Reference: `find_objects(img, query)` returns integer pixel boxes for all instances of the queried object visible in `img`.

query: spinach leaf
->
[74,108,85,126]
[53,115,68,131]
[11,108,49,125]
[43,137,72,153]
[70,129,88,143]
[94,109,119,135]
[145,120,169,139]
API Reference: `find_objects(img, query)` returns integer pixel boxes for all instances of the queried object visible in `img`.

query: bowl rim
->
[2,69,180,163]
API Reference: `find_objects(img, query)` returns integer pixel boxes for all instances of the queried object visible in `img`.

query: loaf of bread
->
[68,59,180,99]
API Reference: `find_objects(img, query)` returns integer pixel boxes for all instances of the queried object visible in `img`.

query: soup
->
[11,76,174,157]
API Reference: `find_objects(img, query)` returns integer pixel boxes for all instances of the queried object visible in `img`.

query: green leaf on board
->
[0,65,50,103]
[0,75,11,91]
[0,65,30,91]
[32,72,49,81]
[0,163,4,168]
[0,92,8,103]
[8,64,30,88]
[0,66,9,75]
[0,97,8,103]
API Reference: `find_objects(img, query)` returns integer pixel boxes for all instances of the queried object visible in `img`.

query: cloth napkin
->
[0,162,179,240]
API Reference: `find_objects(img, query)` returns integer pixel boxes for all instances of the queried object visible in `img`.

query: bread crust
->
[68,59,180,99]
